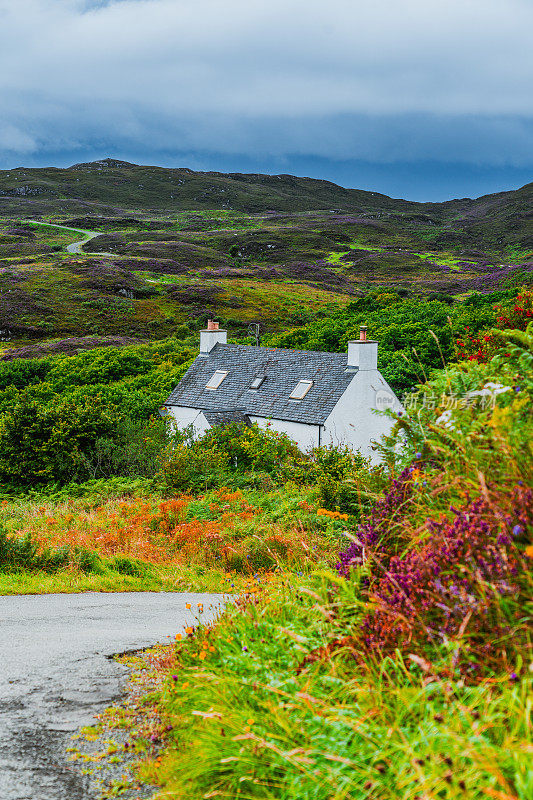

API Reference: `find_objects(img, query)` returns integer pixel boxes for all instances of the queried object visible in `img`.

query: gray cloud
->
[0,0,532,167]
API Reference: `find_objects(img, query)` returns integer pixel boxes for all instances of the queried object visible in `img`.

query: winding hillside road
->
[22,220,102,254]
[0,591,228,800]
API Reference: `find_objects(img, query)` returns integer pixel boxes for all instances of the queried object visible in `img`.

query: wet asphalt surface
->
[0,592,228,800]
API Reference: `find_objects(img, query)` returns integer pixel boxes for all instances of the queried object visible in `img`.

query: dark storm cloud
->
[0,0,532,179]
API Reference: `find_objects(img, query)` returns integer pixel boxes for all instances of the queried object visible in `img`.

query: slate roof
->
[165,344,356,426]
[203,410,251,427]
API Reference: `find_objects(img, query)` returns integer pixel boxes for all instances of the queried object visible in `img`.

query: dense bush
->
[0,338,194,417]
[0,397,120,485]
[458,288,533,362]
[312,445,369,512]
[157,422,373,499]
[158,422,306,493]
[0,339,193,486]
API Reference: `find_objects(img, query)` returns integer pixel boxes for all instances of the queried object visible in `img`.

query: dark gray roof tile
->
[203,410,251,427]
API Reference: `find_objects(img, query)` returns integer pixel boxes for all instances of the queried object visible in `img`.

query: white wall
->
[170,406,211,438]
[248,415,320,452]
[323,371,403,463]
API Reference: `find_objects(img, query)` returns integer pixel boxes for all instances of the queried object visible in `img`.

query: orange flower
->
[186,627,194,635]
[525,545,533,558]
[186,603,191,610]
[199,651,207,661]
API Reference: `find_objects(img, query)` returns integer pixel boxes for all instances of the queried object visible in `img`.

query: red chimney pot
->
[207,319,219,331]
[359,325,368,341]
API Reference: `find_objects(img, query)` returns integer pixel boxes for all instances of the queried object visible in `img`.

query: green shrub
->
[108,555,151,577]
[308,445,372,513]
[264,290,518,394]
[0,397,119,485]
[158,423,309,494]
[201,422,302,473]
[0,526,41,572]
[0,524,103,574]
[158,439,231,493]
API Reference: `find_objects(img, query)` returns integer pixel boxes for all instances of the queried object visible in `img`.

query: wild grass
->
[125,573,532,800]
[0,564,250,595]
[0,484,346,595]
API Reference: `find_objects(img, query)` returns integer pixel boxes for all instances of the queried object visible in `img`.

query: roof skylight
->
[249,375,265,389]
[205,369,228,390]
[289,379,313,400]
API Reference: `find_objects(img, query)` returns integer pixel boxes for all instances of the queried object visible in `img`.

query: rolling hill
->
[0,160,531,349]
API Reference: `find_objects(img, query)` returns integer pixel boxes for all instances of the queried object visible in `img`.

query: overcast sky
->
[0,0,532,200]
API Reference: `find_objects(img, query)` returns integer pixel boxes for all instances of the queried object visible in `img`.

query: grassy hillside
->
[0,163,531,353]
[0,158,422,215]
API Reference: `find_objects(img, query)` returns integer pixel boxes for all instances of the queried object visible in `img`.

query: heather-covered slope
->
[0,157,530,227]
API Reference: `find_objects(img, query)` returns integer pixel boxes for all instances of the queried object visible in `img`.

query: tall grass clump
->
[0,521,102,574]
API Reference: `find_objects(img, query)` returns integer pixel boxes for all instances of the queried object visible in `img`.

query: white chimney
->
[347,325,378,370]
[200,319,227,354]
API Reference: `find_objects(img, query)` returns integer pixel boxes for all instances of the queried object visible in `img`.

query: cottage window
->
[205,370,228,390]
[249,375,265,389]
[289,379,313,400]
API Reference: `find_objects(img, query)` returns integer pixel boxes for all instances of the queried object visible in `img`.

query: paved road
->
[21,220,111,255]
[0,592,228,800]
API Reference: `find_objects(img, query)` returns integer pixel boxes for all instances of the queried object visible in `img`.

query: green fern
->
[491,321,533,376]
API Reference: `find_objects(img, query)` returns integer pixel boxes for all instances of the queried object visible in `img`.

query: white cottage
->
[162,321,403,462]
